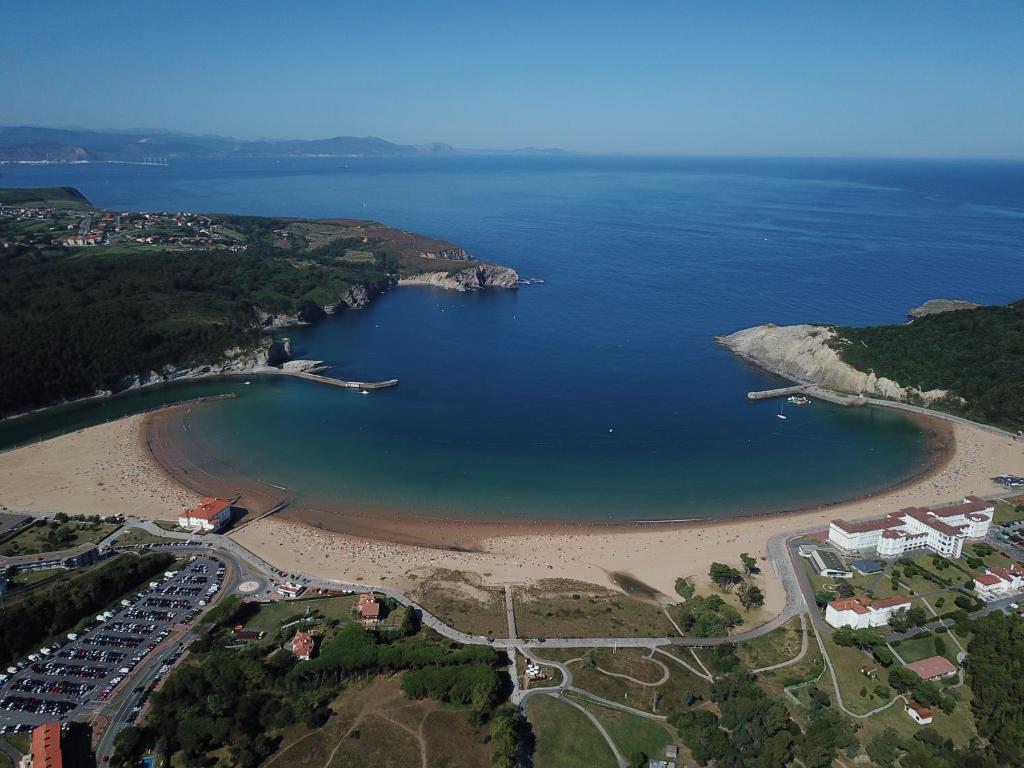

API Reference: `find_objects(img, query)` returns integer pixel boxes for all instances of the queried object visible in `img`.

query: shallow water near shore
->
[2,156,1022,521]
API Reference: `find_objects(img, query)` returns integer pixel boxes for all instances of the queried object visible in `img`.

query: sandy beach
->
[1,403,1021,618]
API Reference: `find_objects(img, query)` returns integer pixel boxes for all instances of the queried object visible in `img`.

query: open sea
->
[2,156,1022,522]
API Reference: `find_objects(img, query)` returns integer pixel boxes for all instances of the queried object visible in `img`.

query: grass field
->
[0,520,118,556]
[570,652,710,717]
[994,499,1024,525]
[892,633,958,665]
[822,635,894,715]
[515,579,676,639]
[855,685,978,751]
[526,695,617,768]
[263,675,491,768]
[10,566,65,585]
[735,615,804,669]
[1,734,30,755]
[406,569,508,638]
[244,595,359,635]
[114,528,180,547]
[580,700,678,763]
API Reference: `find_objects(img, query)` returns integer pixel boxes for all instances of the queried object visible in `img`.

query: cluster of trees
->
[670,674,854,768]
[673,593,743,637]
[888,666,957,714]
[966,611,1024,765]
[831,300,1024,429]
[0,210,411,416]
[709,561,764,610]
[866,725,1001,767]
[0,553,172,666]
[114,620,507,767]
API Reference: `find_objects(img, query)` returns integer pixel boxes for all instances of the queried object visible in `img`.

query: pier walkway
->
[280,370,399,391]
[747,384,865,407]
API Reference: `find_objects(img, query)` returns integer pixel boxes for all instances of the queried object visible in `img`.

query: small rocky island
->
[907,298,981,319]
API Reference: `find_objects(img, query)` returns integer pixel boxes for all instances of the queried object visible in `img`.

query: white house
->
[825,595,912,629]
[905,699,933,725]
[178,497,233,532]
[828,496,993,559]
[973,565,1024,600]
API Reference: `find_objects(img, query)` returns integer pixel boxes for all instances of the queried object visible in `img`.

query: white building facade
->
[178,497,233,532]
[825,595,912,629]
[828,496,993,559]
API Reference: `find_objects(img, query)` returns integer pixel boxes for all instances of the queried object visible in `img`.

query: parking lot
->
[0,554,224,730]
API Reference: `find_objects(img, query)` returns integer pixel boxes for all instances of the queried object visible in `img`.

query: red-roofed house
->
[358,592,382,624]
[29,722,63,768]
[291,630,317,661]
[178,497,233,532]
[825,594,911,629]
[828,496,993,558]
[973,565,1024,599]
[905,655,958,681]
[905,699,933,725]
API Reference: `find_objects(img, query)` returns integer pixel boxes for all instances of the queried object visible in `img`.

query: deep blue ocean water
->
[2,156,1022,521]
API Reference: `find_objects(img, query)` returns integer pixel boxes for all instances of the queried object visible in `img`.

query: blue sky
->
[2,1,1022,157]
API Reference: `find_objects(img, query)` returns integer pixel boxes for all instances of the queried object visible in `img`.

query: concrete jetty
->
[280,370,399,391]
[747,384,865,407]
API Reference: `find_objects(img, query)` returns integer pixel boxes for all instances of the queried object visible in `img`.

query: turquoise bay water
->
[2,157,1022,521]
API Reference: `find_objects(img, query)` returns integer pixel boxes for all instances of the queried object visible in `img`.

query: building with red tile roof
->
[178,497,233,532]
[291,630,317,660]
[973,564,1023,599]
[905,699,933,725]
[30,722,63,768]
[825,594,911,629]
[828,496,993,559]
[905,655,958,681]
[358,592,382,624]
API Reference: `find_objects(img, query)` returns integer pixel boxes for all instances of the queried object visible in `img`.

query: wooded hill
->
[831,301,1024,430]
[0,187,480,417]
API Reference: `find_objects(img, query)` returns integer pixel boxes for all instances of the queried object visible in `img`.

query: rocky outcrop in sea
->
[400,263,520,291]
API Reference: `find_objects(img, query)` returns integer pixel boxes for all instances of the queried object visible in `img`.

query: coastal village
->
[0,200,247,252]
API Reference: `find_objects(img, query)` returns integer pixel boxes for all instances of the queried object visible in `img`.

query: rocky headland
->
[716,323,949,404]
[907,298,981,319]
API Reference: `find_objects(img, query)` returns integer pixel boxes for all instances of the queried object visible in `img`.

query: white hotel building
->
[827,496,993,559]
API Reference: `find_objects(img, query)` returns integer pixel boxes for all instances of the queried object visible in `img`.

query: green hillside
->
[831,301,1024,430]
[0,188,482,417]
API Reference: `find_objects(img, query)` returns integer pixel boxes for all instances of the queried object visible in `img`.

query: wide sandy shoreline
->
[1,404,1021,618]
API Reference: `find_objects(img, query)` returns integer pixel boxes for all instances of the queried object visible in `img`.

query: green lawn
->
[893,633,958,665]
[113,528,180,547]
[2,734,30,755]
[581,700,677,763]
[821,636,888,715]
[526,695,617,768]
[735,615,805,669]
[153,520,182,532]
[244,595,359,635]
[11,566,66,585]
[0,520,118,556]
[994,500,1024,525]
[855,686,978,751]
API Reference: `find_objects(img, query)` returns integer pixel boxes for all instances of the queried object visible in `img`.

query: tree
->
[740,552,759,575]
[835,580,855,598]
[400,606,421,637]
[708,562,743,591]
[674,577,695,599]
[866,727,903,768]
[737,582,764,610]
[934,635,947,657]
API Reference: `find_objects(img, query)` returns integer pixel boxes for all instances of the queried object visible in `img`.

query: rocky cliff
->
[908,298,980,319]
[399,264,520,291]
[716,324,949,404]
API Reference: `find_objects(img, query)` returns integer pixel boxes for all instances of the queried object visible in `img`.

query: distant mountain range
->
[0,126,569,162]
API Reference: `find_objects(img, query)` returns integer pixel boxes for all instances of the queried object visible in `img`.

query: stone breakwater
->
[716,323,948,404]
